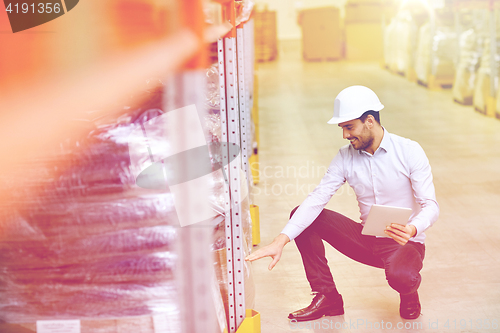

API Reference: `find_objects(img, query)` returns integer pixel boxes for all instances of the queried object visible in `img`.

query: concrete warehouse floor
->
[249,40,500,333]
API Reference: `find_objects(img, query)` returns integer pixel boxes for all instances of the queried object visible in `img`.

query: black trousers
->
[291,207,425,296]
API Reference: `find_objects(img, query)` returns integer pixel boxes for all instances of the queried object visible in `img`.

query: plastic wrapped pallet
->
[0,88,182,331]
[415,22,457,87]
[414,22,431,83]
[385,15,411,73]
[452,28,484,105]
[384,3,429,77]
[395,16,411,73]
[473,37,500,113]
[384,18,397,70]
[0,78,236,332]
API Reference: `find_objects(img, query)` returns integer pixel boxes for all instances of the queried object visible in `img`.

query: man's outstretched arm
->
[244,233,290,270]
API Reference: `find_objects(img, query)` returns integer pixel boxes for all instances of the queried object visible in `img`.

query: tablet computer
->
[361,204,413,237]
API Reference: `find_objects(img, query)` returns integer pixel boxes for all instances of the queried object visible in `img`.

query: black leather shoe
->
[288,293,344,322]
[400,292,421,320]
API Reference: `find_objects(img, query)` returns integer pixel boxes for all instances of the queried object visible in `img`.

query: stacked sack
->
[473,10,500,114]
[0,74,239,331]
[0,65,255,331]
[415,20,457,86]
[452,27,485,105]
[452,10,487,105]
[0,84,182,326]
[473,36,500,113]
[384,10,420,78]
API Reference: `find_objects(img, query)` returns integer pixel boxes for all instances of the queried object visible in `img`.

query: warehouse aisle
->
[250,40,500,333]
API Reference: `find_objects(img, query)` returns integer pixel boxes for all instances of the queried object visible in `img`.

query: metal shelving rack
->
[173,0,259,332]
[216,1,258,332]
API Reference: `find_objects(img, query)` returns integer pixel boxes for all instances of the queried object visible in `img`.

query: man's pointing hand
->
[245,233,290,270]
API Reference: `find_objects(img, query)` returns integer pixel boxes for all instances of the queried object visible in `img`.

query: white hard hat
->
[327,85,384,124]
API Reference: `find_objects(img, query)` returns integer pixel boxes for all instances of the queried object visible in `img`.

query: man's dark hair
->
[358,110,381,125]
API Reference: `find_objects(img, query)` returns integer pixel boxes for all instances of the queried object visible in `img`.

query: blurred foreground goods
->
[0,2,200,178]
[254,8,277,62]
[0,0,173,91]
[0,70,255,332]
[299,7,341,61]
[0,88,182,331]
[0,0,260,332]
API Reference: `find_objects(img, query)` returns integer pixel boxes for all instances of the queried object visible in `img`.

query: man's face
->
[338,118,373,151]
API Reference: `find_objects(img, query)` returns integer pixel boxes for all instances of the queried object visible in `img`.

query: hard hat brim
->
[327,104,384,125]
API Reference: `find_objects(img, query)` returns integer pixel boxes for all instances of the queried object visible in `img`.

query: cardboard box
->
[299,7,342,61]
[345,23,383,61]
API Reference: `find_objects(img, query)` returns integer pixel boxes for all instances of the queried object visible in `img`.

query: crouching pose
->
[246,86,439,321]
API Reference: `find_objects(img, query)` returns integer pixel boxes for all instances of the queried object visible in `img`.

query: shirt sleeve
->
[407,142,439,237]
[281,150,347,241]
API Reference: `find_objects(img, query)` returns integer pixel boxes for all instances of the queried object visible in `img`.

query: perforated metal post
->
[219,36,246,333]
[217,37,235,332]
[218,37,231,226]
[236,27,251,189]
[243,19,255,157]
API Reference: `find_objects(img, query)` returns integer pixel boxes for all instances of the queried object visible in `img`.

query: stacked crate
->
[254,9,278,62]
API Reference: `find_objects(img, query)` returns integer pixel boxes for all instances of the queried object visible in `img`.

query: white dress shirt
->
[281,129,439,244]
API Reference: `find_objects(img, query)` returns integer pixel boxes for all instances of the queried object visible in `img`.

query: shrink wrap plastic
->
[414,23,431,82]
[415,22,457,85]
[0,67,255,329]
[473,37,500,112]
[0,85,182,325]
[236,0,255,26]
[384,18,397,70]
[206,63,254,255]
[470,10,500,112]
[206,64,221,112]
[453,28,484,104]
[204,0,254,25]
[384,11,419,75]
[207,62,255,324]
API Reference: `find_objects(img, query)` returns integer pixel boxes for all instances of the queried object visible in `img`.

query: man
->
[245,85,439,321]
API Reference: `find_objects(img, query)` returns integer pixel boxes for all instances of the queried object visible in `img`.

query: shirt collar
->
[359,127,390,156]
[378,127,390,153]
